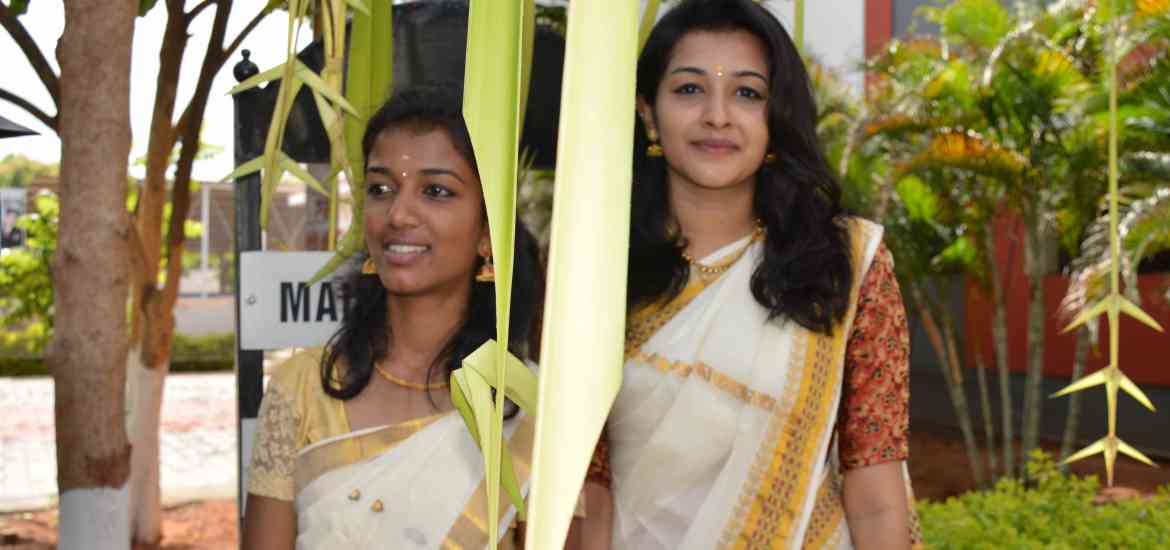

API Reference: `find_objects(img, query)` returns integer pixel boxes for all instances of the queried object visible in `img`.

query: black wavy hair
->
[628,0,853,335]
[321,85,544,401]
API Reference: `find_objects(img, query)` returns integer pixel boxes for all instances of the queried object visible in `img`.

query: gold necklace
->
[374,363,449,391]
[681,222,765,276]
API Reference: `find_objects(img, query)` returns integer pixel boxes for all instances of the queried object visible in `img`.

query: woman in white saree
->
[612,1,922,548]
[242,87,612,550]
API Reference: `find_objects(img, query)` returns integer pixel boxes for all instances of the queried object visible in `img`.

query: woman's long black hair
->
[321,86,545,400]
[629,0,853,335]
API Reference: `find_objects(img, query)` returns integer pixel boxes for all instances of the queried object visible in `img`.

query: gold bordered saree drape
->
[610,218,921,549]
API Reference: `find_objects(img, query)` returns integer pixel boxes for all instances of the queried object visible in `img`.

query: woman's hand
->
[842,461,911,550]
[242,493,296,550]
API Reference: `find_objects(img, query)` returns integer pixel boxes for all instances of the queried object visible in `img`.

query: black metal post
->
[232,50,265,536]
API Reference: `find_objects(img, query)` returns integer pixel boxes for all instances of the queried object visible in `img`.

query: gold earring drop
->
[475,255,496,283]
[646,128,664,157]
[764,152,777,164]
[361,257,377,274]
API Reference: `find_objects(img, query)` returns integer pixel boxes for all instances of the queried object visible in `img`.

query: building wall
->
[763,0,868,91]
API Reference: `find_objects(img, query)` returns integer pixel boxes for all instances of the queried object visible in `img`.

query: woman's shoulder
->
[266,347,326,395]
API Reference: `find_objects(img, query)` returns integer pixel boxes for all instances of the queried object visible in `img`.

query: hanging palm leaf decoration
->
[523,0,639,547]
[1053,0,1164,487]
[228,0,393,285]
[448,0,536,547]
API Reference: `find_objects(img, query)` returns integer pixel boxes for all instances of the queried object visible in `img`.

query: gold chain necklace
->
[374,363,449,391]
[681,222,765,276]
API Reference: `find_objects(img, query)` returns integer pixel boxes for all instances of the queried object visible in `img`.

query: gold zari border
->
[719,220,872,549]
[629,350,778,411]
[626,276,710,354]
[441,415,536,549]
[800,467,846,549]
[294,413,446,494]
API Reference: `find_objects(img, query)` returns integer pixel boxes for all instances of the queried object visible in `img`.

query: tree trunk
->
[126,345,167,547]
[1059,328,1092,473]
[125,10,185,544]
[1020,220,1048,465]
[50,1,136,547]
[911,285,986,488]
[984,228,1015,476]
[974,354,998,480]
[982,229,1020,475]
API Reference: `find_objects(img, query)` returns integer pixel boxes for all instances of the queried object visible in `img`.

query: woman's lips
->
[691,139,740,154]
[381,243,430,266]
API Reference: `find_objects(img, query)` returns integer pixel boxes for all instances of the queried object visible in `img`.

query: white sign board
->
[239,251,348,350]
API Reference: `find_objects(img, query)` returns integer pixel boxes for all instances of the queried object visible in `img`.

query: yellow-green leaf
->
[346,0,370,16]
[1051,367,1109,398]
[228,62,287,96]
[1118,370,1157,411]
[1117,438,1157,466]
[463,340,539,415]
[1062,295,1111,333]
[278,153,327,196]
[225,156,264,182]
[1117,295,1165,332]
[1063,437,1107,464]
[523,1,638,548]
[462,0,531,544]
[638,0,661,52]
[296,61,359,116]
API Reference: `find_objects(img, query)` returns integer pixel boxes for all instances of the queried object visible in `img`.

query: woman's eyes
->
[366,179,455,200]
[423,184,455,199]
[736,87,765,100]
[367,182,392,197]
[671,83,765,100]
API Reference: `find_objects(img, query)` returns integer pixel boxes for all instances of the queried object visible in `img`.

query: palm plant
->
[839,0,1168,485]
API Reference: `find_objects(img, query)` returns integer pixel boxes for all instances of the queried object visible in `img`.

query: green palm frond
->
[897,129,1029,180]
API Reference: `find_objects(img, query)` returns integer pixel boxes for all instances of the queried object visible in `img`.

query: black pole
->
[232,49,265,537]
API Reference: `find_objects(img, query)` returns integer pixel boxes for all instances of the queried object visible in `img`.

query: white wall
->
[763,0,867,93]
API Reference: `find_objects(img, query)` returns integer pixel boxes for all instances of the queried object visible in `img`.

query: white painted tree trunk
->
[52,0,136,547]
[126,345,167,546]
[58,486,131,550]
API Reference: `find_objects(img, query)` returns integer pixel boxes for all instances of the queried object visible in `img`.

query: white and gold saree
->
[247,351,535,550]
[610,218,920,549]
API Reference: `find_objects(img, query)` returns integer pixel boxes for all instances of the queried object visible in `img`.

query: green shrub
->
[0,331,235,376]
[170,332,235,372]
[918,451,1170,549]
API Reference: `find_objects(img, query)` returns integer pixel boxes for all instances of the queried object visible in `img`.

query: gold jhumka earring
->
[361,257,377,274]
[646,128,664,157]
[475,255,495,283]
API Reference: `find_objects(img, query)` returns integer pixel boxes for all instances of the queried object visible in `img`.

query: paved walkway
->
[0,372,242,512]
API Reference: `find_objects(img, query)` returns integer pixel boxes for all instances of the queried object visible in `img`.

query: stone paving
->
[0,372,242,512]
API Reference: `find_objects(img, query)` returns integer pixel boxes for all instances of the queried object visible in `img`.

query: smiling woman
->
[241,86,612,550]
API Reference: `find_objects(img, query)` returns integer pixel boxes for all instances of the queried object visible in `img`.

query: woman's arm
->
[564,481,613,550]
[843,461,911,550]
[241,494,296,550]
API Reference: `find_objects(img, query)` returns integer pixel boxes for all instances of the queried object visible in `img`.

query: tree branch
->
[177,3,270,136]
[219,6,271,68]
[0,87,56,131]
[185,0,216,22]
[0,3,60,110]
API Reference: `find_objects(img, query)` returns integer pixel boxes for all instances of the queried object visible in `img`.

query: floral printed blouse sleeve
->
[837,241,911,471]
